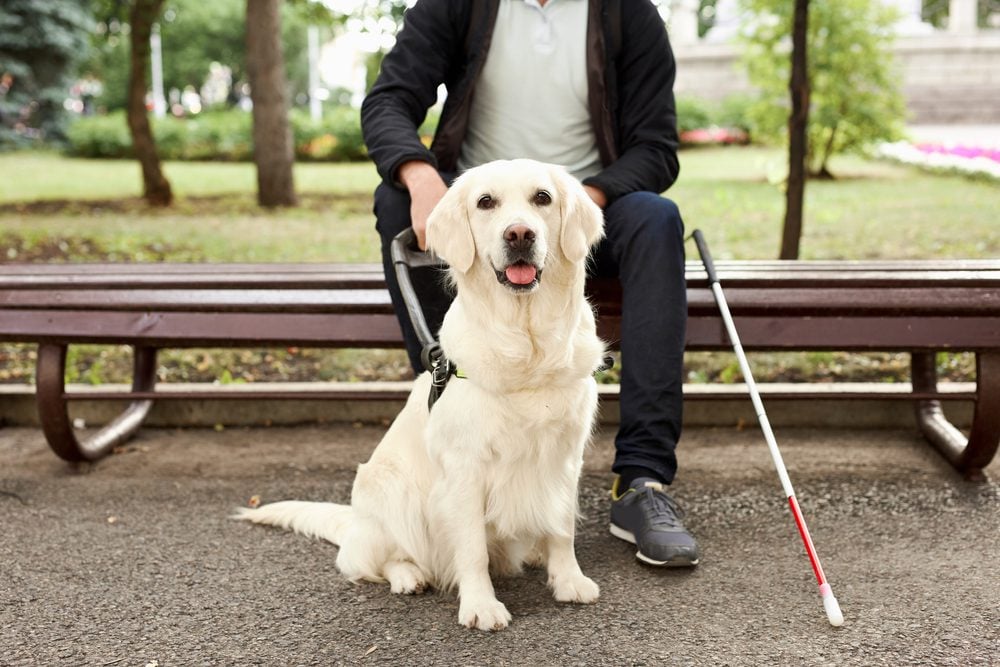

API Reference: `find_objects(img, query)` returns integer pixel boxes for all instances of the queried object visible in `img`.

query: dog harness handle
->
[391,228,447,357]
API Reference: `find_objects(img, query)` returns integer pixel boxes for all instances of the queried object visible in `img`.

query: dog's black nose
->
[504,224,535,251]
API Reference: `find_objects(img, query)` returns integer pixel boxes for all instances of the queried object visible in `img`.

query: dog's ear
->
[554,168,604,262]
[426,176,475,273]
[555,167,605,263]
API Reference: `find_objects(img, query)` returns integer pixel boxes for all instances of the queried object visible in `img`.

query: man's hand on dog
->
[400,160,449,250]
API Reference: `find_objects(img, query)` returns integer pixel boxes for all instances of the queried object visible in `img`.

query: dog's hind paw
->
[458,597,512,631]
[550,573,600,604]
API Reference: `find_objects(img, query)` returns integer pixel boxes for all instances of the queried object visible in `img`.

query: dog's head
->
[426,159,604,293]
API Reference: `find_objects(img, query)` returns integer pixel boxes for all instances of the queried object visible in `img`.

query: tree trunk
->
[780,0,810,260]
[813,121,839,180]
[127,0,173,207]
[246,0,297,207]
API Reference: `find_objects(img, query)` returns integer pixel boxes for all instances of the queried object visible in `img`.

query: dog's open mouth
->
[496,261,542,291]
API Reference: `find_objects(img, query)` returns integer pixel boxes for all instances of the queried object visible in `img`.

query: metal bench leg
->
[913,351,1000,481]
[36,344,158,462]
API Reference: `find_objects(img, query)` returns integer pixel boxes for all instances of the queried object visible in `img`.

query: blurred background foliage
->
[2,0,911,167]
[83,0,317,113]
[739,0,907,178]
[0,0,92,147]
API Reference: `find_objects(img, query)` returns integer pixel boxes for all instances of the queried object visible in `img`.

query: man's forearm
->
[398,160,442,192]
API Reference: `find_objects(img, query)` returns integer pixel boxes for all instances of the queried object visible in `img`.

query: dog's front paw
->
[458,596,512,631]
[384,560,429,595]
[550,573,600,604]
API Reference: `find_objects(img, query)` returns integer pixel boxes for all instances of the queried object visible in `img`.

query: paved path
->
[1,424,997,666]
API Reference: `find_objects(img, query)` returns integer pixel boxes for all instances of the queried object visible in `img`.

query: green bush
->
[64,108,368,162]
[675,95,756,145]
[290,107,366,162]
[713,94,756,134]
[676,95,757,135]
[676,98,714,136]
[178,112,253,161]
[65,112,133,158]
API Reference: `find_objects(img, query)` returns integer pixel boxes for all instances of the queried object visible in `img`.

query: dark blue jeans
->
[374,182,686,484]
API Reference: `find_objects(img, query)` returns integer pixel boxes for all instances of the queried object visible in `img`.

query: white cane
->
[692,229,844,627]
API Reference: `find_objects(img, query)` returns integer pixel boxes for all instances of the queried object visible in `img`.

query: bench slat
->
[4,286,996,317]
[4,258,998,275]
[0,288,394,312]
[3,309,997,350]
[0,263,380,275]
[0,267,390,290]
[10,273,1000,289]
[2,261,999,290]
[0,310,405,347]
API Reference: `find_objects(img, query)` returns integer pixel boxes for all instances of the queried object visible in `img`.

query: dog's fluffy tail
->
[233,501,353,545]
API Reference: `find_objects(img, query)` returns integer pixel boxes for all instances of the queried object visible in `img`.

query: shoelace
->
[637,482,686,529]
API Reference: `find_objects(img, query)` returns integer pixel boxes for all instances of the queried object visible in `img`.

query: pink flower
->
[915,143,1000,164]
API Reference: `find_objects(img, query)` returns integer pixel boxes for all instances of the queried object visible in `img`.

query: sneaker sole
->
[609,523,700,568]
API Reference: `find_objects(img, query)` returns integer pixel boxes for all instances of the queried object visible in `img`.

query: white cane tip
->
[823,594,844,627]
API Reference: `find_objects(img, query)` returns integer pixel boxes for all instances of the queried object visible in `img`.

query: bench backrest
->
[1,261,998,351]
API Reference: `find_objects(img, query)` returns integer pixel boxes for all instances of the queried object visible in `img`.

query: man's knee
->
[606,192,684,249]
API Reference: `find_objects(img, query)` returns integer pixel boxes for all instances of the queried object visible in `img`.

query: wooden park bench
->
[1,260,998,480]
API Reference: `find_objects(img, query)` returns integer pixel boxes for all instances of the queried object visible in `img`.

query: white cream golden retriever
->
[236,159,606,631]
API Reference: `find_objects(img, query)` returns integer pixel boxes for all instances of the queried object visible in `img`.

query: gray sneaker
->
[610,476,700,567]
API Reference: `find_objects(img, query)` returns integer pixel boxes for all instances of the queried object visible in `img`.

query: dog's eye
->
[533,190,552,206]
[477,194,497,210]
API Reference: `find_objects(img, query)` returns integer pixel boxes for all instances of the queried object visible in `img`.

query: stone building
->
[668,0,1000,124]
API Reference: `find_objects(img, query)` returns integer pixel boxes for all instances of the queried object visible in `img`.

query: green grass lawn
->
[1,147,995,386]
[0,152,384,263]
[3,147,998,262]
[672,148,999,260]
[0,151,382,201]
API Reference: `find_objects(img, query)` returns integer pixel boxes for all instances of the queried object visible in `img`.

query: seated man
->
[361,0,698,567]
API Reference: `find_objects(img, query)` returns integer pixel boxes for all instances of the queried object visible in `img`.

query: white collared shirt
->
[458,0,601,181]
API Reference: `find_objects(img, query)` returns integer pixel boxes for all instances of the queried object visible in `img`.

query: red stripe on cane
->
[788,495,827,586]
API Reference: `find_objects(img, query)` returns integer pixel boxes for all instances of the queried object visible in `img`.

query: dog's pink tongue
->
[505,264,537,285]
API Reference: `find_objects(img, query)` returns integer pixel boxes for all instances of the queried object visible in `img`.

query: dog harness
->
[423,342,615,411]
[423,343,465,411]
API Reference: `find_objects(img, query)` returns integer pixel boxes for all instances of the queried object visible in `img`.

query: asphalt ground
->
[1,422,997,666]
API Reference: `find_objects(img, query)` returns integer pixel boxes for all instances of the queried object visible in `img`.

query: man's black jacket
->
[360,0,680,204]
